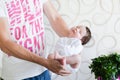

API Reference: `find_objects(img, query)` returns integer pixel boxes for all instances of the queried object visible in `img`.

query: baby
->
[48,25,91,72]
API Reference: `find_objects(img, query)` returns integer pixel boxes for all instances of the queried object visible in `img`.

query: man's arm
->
[43,0,70,37]
[0,18,70,76]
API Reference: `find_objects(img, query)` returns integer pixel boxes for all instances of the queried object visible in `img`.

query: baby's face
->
[68,25,87,40]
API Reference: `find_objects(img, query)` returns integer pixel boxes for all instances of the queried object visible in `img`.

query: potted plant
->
[89,52,120,80]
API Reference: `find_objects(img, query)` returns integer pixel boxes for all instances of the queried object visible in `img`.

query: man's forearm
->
[0,39,48,67]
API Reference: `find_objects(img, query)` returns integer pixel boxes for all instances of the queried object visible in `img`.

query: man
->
[0,0,72,80]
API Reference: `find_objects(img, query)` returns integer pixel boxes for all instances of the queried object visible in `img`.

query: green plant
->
[89,52,120,80]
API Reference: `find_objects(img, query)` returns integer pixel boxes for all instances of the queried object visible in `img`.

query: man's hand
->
[48,52,66,65]
[46,58,71,76]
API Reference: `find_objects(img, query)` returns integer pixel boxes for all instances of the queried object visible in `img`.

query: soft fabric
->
[0,0,48,80]
[55,37,83,56]
[55,37,83,72]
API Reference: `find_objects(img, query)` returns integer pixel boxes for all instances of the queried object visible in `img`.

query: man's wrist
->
[40,58,49,68]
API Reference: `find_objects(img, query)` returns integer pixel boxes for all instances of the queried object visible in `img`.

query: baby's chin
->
[68,33,76,38]
[68,29,80,38]
[68,30,74,38]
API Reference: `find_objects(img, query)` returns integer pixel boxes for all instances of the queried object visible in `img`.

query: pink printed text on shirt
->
[6,0,44,55]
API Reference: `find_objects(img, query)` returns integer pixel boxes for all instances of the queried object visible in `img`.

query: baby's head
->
[68,25,91,45]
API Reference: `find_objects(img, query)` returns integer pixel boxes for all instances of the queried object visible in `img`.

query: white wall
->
[44,0,120,80]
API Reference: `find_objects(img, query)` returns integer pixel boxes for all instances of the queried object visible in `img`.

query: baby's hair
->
[81,26,91,45]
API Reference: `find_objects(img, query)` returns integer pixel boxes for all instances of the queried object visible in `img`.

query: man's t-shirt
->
[0,0,47,80]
